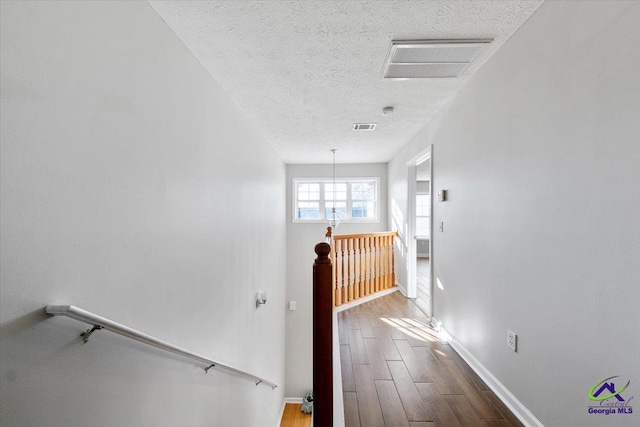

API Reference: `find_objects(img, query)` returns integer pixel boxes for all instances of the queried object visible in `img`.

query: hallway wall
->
[388,1,640,426]
[0,2,286,426]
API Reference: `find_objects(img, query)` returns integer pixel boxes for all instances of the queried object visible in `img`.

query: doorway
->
[407,148,433,318]
[414,159,431,317]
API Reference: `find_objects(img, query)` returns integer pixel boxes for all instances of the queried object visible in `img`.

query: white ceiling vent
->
[382,39,493,79]
[353,123,377,131]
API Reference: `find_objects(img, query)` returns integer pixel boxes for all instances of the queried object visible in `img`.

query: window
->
[416,193,430,237]
[293,178,379,223]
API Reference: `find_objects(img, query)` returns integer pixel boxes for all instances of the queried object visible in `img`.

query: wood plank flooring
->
[280,403,312,427]
[338,292,523,427]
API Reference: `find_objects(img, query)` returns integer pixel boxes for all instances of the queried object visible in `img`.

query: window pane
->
[352,181,375,201]
[352,201,375,218]
[363,182,374,199]
[325,202,346,219]
[297,202,319,219]
[325,183,347,201]
[416,194,430,216]
[298,182,320,201]
[416,218,430,237]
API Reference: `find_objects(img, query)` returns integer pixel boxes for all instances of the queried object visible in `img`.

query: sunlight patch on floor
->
[379,317,440,343]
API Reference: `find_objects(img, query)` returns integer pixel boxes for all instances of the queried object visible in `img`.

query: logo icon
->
[589,376,630,402]
[587,376,634,416]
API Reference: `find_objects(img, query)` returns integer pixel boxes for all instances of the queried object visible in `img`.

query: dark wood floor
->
[338,292,523,427]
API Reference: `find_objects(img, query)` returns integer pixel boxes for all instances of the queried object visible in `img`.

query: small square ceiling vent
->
[353,123,377,131]
[382,39,492,79]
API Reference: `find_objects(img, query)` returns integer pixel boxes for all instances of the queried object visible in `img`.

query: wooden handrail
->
[328,230,397,307]
[331,231,398,240]
[313,242,333,426]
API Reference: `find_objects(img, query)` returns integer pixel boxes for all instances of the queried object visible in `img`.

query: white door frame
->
[406,146,433,316]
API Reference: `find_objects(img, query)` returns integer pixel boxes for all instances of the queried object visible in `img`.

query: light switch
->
[289,301,297,311]
[437,189,447,201]
[438,221,444,232]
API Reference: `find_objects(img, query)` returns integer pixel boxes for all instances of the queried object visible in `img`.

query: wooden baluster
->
[388,235,392,288]
[380,236,387,291]
[344,239,349,303]
[367,237,371,295]
[313,242,333,427]
[350,238,355,301]
[352,238,358,302]
[378,236,383,291]
[341,239,348,304]
[391,234,396,287]
[362,236,368,297]
[345,238,351,303]
[387,235,392,288]
[380,236,384,291]
[383,236,387,289]
[370,236,376,293]
[378,236,387,291]
[358,237,364,298]
[351,238,358,301]
[340,240,349,304]
[384,235,390,289]
[333,238,342,307]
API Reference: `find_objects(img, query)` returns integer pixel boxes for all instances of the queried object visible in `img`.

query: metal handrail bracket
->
[45,305,277,389]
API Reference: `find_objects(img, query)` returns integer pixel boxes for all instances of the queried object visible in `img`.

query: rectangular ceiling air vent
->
[353,123,377,131]
[382,39,493,79]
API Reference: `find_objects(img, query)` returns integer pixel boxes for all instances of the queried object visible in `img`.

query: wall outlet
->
[507,330,517,352]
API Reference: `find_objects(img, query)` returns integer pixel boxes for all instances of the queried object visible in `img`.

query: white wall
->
[0,2,286,426]
[285,163,387,397]
[389,1,640,426]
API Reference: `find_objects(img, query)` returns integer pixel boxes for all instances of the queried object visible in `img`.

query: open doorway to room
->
[414,159,432,317]
[407,147,433,318]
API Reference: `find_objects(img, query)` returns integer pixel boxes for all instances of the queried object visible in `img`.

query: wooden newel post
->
[313,242,333,426]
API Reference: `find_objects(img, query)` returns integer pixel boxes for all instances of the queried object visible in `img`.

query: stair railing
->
[325,228,397,307]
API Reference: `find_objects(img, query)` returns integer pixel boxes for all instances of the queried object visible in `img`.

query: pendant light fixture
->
[327,149,344,230]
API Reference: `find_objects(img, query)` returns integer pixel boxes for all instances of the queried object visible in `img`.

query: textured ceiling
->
[149,1,544,164]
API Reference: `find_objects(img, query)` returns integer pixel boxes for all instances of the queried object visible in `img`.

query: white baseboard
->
[396,282,408,297]
[333,311,345,427]
[431,317,544,427]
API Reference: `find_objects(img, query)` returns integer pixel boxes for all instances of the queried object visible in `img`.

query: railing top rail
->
[45,305,278,389]
[332,231,398,240]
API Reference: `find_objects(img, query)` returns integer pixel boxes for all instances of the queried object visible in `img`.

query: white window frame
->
[292,177,380,223]
[415,192,430,238]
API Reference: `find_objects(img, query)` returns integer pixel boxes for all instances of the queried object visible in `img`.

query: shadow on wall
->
[0,309,50,339]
